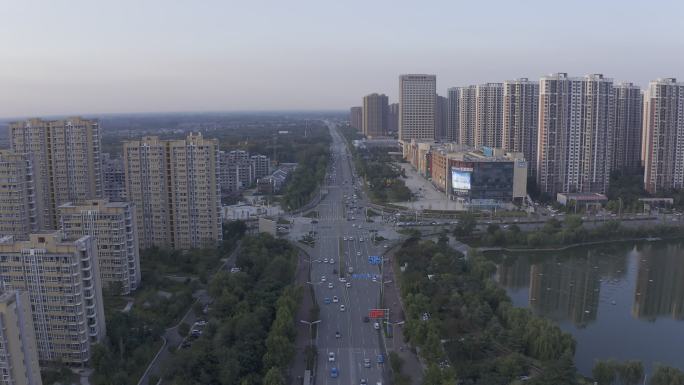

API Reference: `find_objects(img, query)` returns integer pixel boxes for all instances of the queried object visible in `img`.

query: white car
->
[333,296,339,303]
[352,224,357,228]
[372,276,377,282]
[374,322,380,330]
[329,352,335,362]
[330,258,335,264]
[343,237,347,241]
[345,282,351,288]
[356,252,361,256]
[321,276,326,282]
[328,282,333,289]
[340,305,346,312]
[339,277,347,283]
[323,258,329,263]
[348,237,354,241]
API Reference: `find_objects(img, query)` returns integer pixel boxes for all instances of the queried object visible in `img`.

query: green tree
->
[649,365,684,385]
[263,367,285,385]
[618,360,644,385]
[178,322,190,337]
[592,360,617,385]
[454,213,476,237]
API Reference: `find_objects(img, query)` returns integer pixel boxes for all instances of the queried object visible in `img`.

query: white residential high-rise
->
[503,78,539,176]
[643,78,684,194]
[0,232,106,366]
[399,74,436,141]
[124,133,222,250]
[537,73,614,196]
[0,150,37,239]
[613,83,643,173]
[475,83,504,148]
[458,86,477,146]
[59,199,141,294]
[8,118,103,230]
[0,290,42,385]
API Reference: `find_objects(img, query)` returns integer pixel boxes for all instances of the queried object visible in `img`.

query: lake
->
[492,240,684,376]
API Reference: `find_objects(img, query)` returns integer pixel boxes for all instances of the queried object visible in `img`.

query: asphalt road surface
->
[304,122,388,385]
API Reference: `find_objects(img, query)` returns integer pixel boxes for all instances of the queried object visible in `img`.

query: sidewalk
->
[291,249,315,385]
[383,246,424,384]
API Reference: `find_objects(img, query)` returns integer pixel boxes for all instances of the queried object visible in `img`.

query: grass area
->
[303,210,319,218]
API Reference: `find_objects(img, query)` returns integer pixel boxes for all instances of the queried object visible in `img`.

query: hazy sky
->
[1,0,683,117]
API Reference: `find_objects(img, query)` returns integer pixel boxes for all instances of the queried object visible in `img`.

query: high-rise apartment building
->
[219,150,256,193]
[643,78,684,194]
[362,93,389,138]
[123,133,222,250]
[0,232,106,366]
[59,200,141,295]
[0,290,42,385]
[613,83,643,173]
[251,154,271,179]
[102,153,126,202]
[349,107,363,131]
[446,88,460,142]
[399,74,436,141]
[537,73,614,195]
[8,118,103,230]
[458,86,477,146]
[503,78,539,176]
[0,150,37,239]
[475,83,504,148]
[387,103,399,134]
[434,95,448,140]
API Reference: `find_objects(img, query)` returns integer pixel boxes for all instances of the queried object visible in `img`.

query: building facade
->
[0,150,37,239]
[387,103,399,134]
[251,154,271,179]
[0,232,106,366]
[350,107,363,131]
[0,290,42,385]
[446,88,460,142]
[399,74,436,141]
[643,78,684,194]
[58,200,141,295]
[503,78,539,176]
[102,153,126,202]
[123,133,222,250]
[537,73,614,196]
[613,83,643,173]
[8,118,103,230]
[475,83,504,148]
[434,95,448,140]
[362,93,389,138]
[458,86,477,147]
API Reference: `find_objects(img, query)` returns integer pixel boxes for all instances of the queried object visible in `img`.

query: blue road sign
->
[368,255,381,265]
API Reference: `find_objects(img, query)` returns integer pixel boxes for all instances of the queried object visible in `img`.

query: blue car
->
[377,354,384,363]
[330,367,338,378]
[324,297,331,304]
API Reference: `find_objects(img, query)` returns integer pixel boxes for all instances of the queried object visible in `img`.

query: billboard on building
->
[451,167,473,191]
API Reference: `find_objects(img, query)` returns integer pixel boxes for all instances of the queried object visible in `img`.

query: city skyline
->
[2,0,684,117]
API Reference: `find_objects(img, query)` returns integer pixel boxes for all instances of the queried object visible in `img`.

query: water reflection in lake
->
[492,241,684,376]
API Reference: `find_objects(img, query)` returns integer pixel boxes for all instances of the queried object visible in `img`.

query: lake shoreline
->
[478,235,684,254]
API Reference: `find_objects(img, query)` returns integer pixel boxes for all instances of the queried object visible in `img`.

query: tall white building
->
[537,73,614,196]
[503,78,539,176]
[643,78,684,194]
[399,74,436,141]
[0,290,42,385]
[475,83,504,148]
[0,232,106,366]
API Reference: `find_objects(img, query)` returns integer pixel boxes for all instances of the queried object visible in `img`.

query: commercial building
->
[0,150,37,239]
[350,106,363,131]
[8,117,103,230]
[434,95,448,140]
[0,290,42,385]
[402,140,527,205]
[537,73,614,196]
[123,133,222,250]
[102,153,126,202]
[475,83,504,148]
[362,93,389,138]
[387,103,399,134]
[643,78,684,194]
[446,88,460,142]
[399,74,436,141]
[458,86,477,146]
[0,232,106,366]
[503,78,539,176]
[613,83,643,173]
[58,200,141,294]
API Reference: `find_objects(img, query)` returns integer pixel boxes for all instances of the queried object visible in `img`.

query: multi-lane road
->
[300,122,388,385]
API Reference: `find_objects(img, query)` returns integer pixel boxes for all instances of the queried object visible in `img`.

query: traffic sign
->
[368,255,381,265]
[369,309,385,319]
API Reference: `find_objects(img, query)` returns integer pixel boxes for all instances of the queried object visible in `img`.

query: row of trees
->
[395,237,580,384]
[281,142,330,210]
[593,360,684,385]
[479,216,682,248]
[164,234,299,385]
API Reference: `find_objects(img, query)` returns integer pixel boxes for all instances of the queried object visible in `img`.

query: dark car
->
[363,316,370,323]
